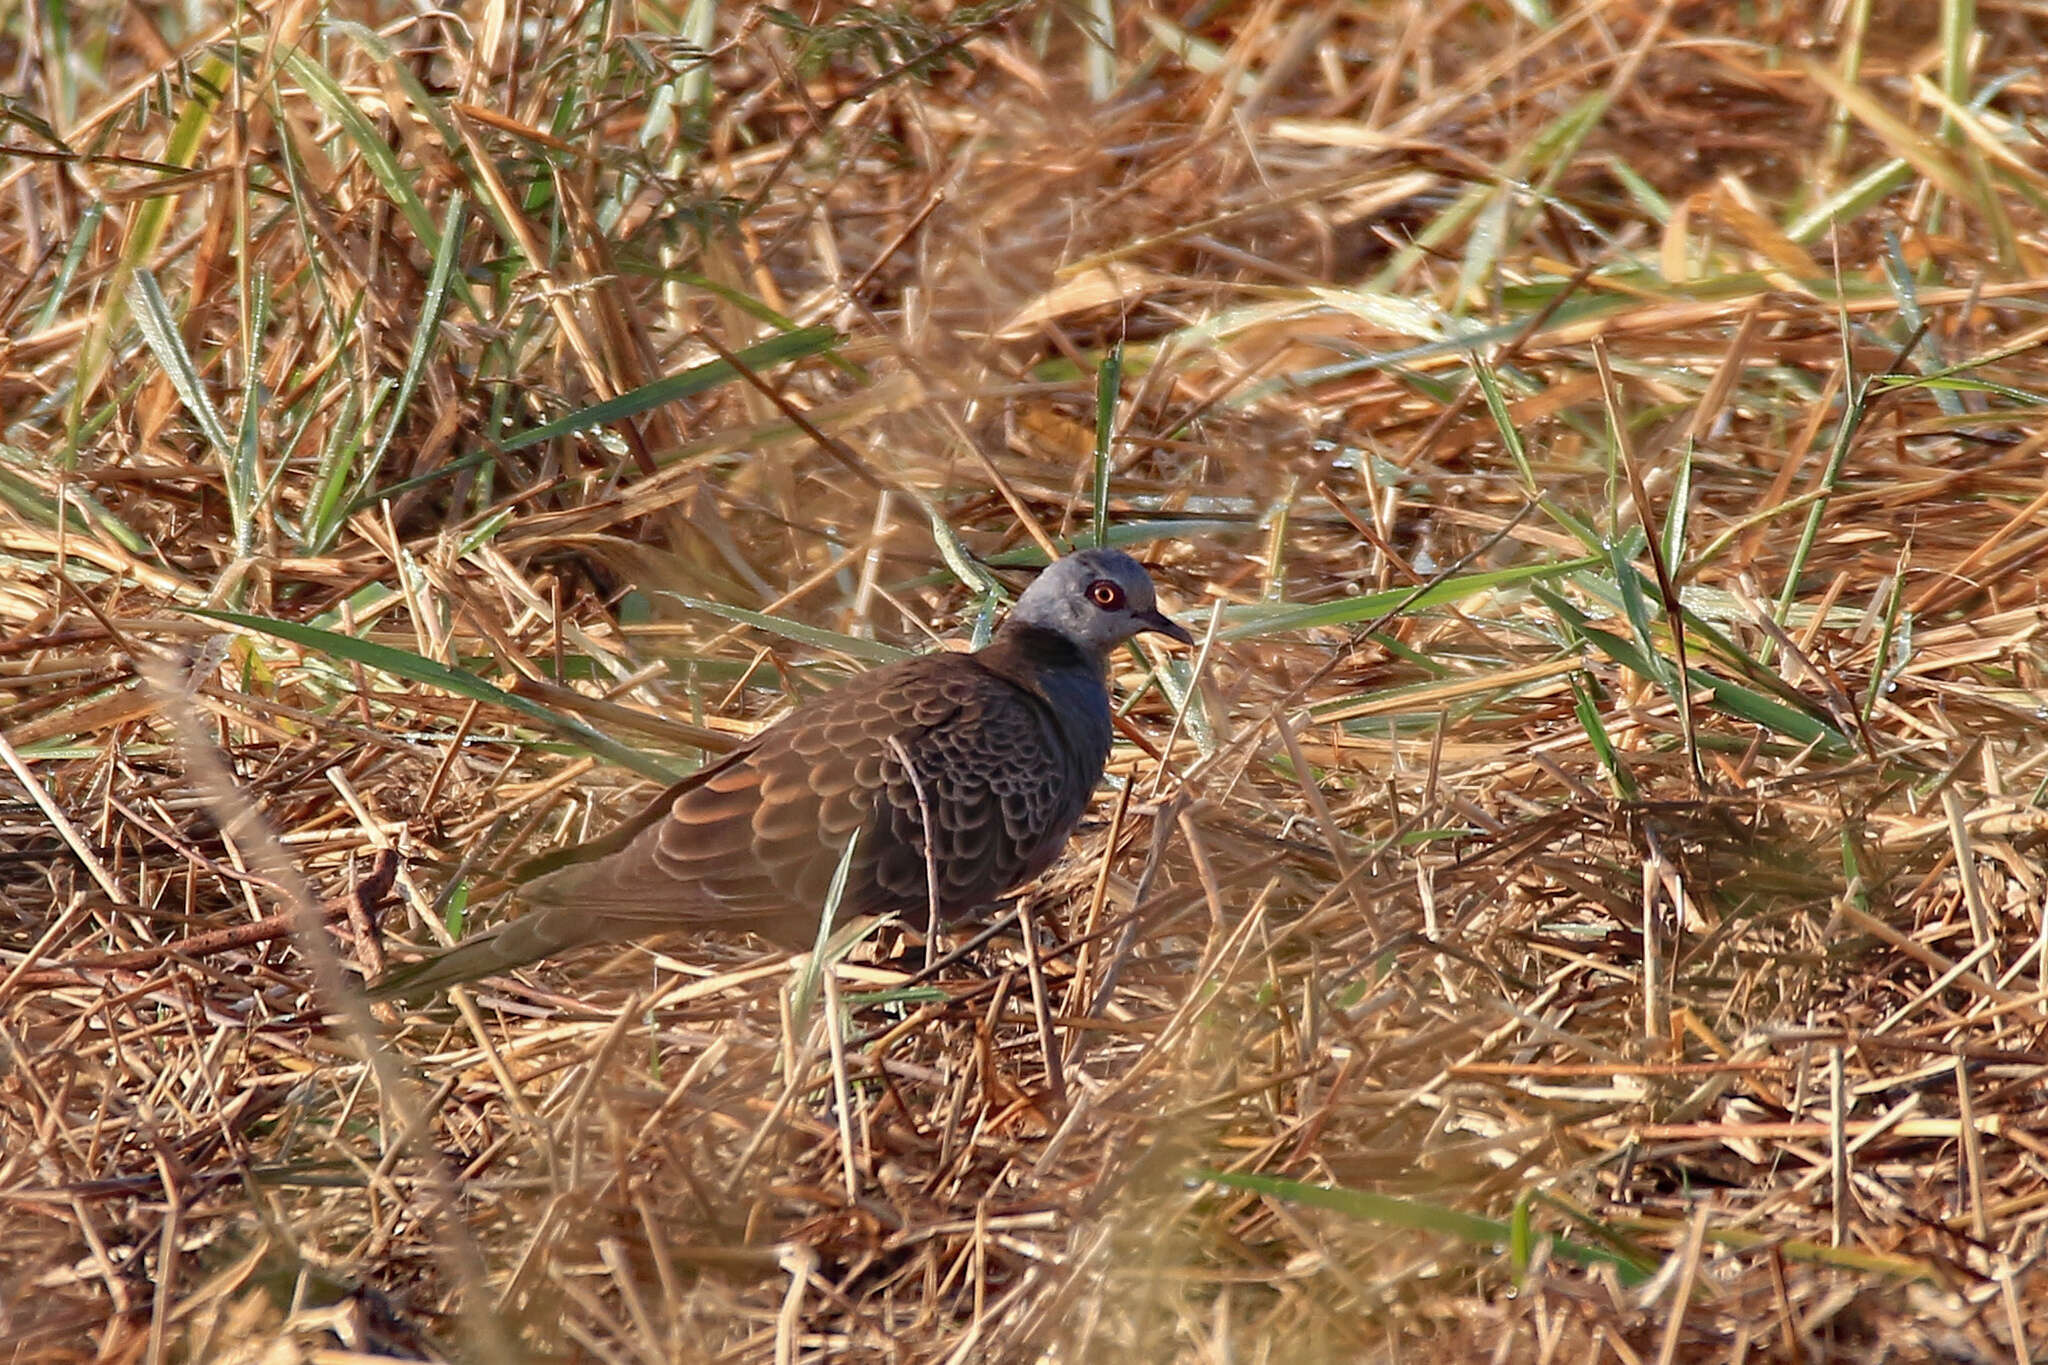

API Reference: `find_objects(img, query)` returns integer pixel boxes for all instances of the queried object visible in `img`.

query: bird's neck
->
[978,622,1115,767]
[976,621,1108,696]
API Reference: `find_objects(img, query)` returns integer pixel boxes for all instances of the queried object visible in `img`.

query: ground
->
[5,2,2048,1361]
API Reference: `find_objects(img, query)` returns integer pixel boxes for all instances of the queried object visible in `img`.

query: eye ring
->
[1087,579,1126,610]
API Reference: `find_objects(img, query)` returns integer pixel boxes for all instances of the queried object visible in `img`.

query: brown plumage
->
[369,548,1189,999]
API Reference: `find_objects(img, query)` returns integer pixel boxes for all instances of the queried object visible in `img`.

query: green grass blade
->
[1608,542,1676,691]
[68,54,230,441]
[1471,355,1536,492]
[1220,555,1601,641]
[1662,442,1694,573]
[1197,1169,1655,1284]
[659,594,914,665]
[182,607,685,781]
[304,381,395,552]
[1093,342,1120,547]
[1862,563,1910,726]
[127,267,252,559]
[1785,158,1914,243]
[924,508,1005,599]
[301,191,468,554]
[1566,615,1850,752]
[793,829,868,1023]
[276,47,447,271]
[0,446,152,553]
[1510,1191,1534,1279]
[1572,673,1637,799]
[986,520,1222,566]
[501,326,841,452]
[32,201,104,332]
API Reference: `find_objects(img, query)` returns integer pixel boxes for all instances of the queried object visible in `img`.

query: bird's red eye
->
[1087,580,1126,610]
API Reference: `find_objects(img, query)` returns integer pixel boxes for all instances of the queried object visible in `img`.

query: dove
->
[368,547,1190,998]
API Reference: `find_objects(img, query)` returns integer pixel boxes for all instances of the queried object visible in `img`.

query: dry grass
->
[6,0,2048,1360]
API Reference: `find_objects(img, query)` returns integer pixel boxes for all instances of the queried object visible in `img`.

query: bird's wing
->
[517,652,1073,940]
[865,666,1087,918]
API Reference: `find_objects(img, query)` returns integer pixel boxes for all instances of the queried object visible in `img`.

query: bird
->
[368,547,1191,999]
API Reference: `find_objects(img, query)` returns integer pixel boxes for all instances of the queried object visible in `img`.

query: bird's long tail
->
[367,905,603,1001]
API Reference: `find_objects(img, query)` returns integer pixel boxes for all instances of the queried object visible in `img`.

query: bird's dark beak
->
[1138,610,1195,647]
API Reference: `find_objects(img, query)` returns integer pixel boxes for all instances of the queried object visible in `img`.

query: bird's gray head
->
[1005,548,1193,655]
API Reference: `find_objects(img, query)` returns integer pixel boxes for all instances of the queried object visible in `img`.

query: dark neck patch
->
[976,621,1104,698]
